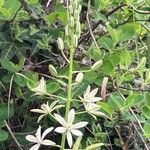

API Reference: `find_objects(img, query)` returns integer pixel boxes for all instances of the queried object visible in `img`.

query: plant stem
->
[61,48,74,149]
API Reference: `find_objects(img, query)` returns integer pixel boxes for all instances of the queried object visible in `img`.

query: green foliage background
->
[0,0,150,149]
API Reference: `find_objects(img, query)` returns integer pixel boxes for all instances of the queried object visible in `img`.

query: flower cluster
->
[26,109,88,149]
[81,85,105,119]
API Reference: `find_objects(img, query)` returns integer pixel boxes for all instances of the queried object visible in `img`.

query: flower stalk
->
[61,47,74,149]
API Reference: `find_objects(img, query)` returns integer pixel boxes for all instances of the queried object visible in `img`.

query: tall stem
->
[61,47,74,149]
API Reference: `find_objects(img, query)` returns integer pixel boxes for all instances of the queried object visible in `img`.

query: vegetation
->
[0,0,150,149]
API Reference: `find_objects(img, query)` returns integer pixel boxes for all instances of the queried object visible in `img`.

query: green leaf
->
[98,37,113,51]
[0,6,10,18]
[142,105,150,119]
[86,143,104,150]
[107,24,119,44]
[120,50,131,66]
[27,0,39,4]
[0,58,21,73]
[99,102,114,116]
[72,136,82,150]
[0,103,14,122]
[144,123,150,138]
[47,82,60,93]
[102,60,114,75]
[124,94,143,108]
[0,130,8,141]
[109,95,124,111]
[0,0,4,7]
[117,23,141,42]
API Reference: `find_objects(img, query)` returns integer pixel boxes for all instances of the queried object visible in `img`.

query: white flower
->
[26,126,55,150]
[31,77,47,95]
[82,85,102,103]
[54,109,88,148]
[84,103,105,119]
[31,100,64,123]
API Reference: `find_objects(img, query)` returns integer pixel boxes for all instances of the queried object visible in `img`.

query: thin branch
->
[116,89,150,150]
[86,0,100,50]
[129,3,150,14]
[5,121,23,150]
[78,3,126,45]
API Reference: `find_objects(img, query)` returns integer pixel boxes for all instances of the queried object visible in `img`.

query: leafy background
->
[1,0,150,149]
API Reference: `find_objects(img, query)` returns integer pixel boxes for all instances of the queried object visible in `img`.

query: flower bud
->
[65,25,69,36]
[73,0,78,10]
[91,60,103,70]
[69,5,73,15]
[74,10,79,21]
[49,64,57,76]
[57,37,64,51]
[76,22,81,37]
[75,72,84,83]
[73,34,78,48]
[78,4,82,13]
[70,16,74,27]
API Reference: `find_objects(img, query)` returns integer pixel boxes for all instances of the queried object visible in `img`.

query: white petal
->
[31,109,46,114]
[90,97,101,102]
[71,129,83,136]
[35,126,42,140]
[42,127,54,139]
[85,85,91,95]
[55,127,66,133]
[54,113,67,127]
[89,88,98,97]
[42,139,56,145]
[51,105,64,112]
[72,122,88,129]
[29,144,40,150]
[49,100,58,110]
[26,135,37,143]
[37,114,46,123]
[67,109,75,124]
[67,131,73,148]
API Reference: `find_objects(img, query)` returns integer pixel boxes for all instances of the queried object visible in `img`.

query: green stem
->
[61,48,74,149]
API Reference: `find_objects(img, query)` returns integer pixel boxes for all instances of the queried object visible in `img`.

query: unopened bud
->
[70,16,74,27]
[91,60,103,70]
[69,5,73,15]
[78,4,82,13]
[75,72,84,83]
[73,0,78,10]
[57,37,64,51]
[49,64,57,76]
[72,34,78,48]
[76,22,81,37]
[65,25,69,36]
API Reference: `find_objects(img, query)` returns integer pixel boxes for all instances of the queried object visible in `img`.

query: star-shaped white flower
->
[31,77,47,95]
[31,100,64,123]
[26,126,55,150]
[84,102,105,119]
[54,109,88,148]
[82,85,102,103]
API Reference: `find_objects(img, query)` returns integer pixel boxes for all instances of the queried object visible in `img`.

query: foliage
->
[0,0,150,149]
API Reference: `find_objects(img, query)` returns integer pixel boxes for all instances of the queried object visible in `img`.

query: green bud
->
[70,16,74,27]
[57,37,64,51]
[76,22,81,37]
[91,60,103,70]
[49,64,57,76]
[69,5,73,15]
[65,25,69,36]
[75,72,84,83]
[72,34,78,48]
[73,0,78,10]
[78,4,82,13]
